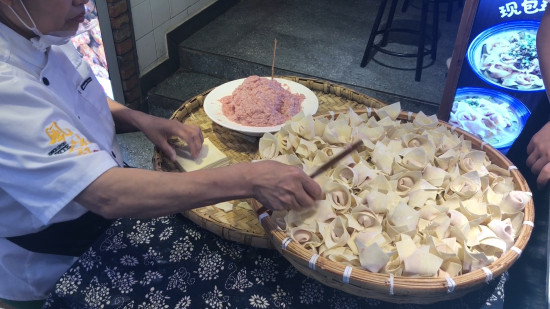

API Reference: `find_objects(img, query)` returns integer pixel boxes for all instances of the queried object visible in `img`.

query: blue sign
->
[449,0,546,153]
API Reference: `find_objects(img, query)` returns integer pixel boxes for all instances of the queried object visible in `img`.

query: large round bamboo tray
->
[152,76,387,249]
[252,109,535,304]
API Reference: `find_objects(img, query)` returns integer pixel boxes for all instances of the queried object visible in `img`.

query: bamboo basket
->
[252,110,535,304]
[152,76,388,249]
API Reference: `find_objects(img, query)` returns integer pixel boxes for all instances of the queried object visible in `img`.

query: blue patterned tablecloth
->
[43,214,506,309]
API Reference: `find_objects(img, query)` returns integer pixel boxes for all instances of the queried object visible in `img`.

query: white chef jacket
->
[0,22,123,300]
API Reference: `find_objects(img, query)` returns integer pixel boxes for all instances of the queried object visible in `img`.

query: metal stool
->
[360,0,439,81]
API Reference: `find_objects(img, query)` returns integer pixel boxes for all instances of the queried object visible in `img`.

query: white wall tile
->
[151,0,171,28]
[136,32,157,73]
[132,0,153,40]
[188,0,216,18]
[170,9,189,28]
[130,0,147,8]
[170,0,193,18]
[154,21,173,59]
[133,0,218,75]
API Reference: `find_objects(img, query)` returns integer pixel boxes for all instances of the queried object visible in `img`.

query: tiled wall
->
[129,0,217,75]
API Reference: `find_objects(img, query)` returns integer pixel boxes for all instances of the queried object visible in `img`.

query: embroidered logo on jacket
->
[45,121,92,156]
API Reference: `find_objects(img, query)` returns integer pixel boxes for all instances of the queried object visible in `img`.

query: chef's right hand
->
[247,161,322,211]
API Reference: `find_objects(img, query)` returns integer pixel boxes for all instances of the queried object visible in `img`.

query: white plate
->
[204,77,319,136]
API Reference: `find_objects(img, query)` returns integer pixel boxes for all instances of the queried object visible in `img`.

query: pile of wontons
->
[258,103,531,278]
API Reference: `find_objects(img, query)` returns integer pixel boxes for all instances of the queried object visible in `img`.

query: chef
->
[0,0,322,306]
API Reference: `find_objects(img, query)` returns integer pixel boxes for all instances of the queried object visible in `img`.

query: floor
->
[119,0,462,169]
[0,301,14,309]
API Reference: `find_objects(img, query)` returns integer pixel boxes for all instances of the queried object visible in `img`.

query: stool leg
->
[361,0,389,67]
[381,0,399,47]
[415,0,429,81]
[446,0,453,22]
[401,0,409,13]
[432,0,439,59]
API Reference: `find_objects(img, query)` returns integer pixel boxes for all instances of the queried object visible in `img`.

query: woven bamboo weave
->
[152,76,387,248]
[252,110,534,304]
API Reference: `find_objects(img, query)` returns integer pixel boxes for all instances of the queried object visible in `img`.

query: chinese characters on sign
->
[499,0,547,18]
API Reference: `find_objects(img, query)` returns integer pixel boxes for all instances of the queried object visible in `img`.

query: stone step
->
[147,48,440,117]
[146,71,228,118]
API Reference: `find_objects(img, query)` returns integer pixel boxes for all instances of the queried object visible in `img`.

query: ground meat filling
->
[220,75,305,126]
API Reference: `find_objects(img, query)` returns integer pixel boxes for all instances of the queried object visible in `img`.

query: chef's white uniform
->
[0,21,123,301]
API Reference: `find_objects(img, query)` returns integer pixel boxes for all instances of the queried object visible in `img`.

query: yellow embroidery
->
[69,134,91,155]
[45,121,73,144]
[45,121,91,155]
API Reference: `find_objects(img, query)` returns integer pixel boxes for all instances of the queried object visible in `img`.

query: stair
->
[146,47,441,118]
[144,0,461,118]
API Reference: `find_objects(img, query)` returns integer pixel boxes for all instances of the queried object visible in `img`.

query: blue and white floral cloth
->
[44,215,506,309]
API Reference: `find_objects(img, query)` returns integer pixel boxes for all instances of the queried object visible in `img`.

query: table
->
[44,77,548,308]
[44,215,508,309]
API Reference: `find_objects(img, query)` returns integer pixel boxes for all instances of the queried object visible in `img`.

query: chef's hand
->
[248,161,322,211]
[140,116,203,161]
[527,122,550,189]
[107,98,203,160]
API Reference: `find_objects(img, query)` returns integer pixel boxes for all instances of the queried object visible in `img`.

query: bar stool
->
[360,0,439,81]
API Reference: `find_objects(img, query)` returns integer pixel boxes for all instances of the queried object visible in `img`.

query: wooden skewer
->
[255,140,363,215]
[308,140,363,178]
[271,38,277,80]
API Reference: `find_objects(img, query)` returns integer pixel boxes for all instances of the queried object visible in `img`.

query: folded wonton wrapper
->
[398,147,429,171]
[488,218,515,251]
[296,139,318,160]
[413,111,439,129]
[321,216,350,249]
[361,190,402,214]
[500,191,530,214]
[385,202,420,240]
[323,246,360,266]
[459,150,490,176]
[289,226,323,250]
[392,171,423,196]
[258,132,280,159]
[290,113,315,140]
[403,246,444,277]
[372,141,395,175]
[357,237,391,273]
[376,102,402,120]
[324,181,352,212]
[350,205,380,230]
[423,165,450,187]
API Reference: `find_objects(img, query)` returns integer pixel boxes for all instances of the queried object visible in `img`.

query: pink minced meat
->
[220,75,305,126]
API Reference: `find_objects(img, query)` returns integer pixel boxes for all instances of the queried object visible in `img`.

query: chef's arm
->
[74,161,322,219]
[106,97,147,133]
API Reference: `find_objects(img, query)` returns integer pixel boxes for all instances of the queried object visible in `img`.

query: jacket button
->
[42,77,50,86]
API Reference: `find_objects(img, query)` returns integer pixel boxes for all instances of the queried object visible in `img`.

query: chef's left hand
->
[140,116,203,161]
[527,121,550,189]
